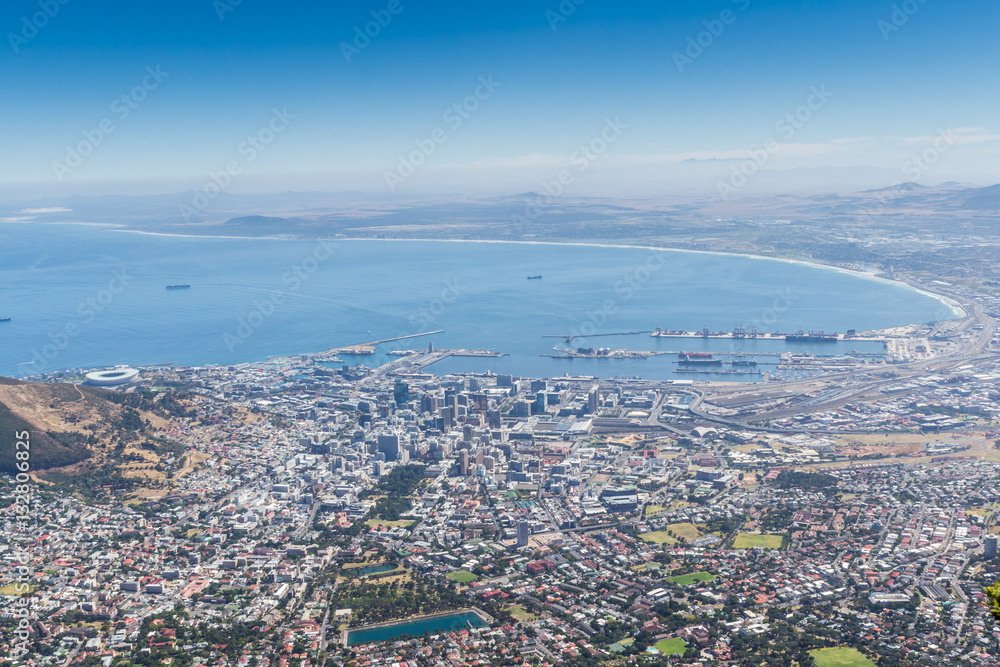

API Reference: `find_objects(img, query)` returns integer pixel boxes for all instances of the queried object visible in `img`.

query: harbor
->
[318,330,445,359]
[535,343,905,378]
[647,324,883,342]
[403,349,507,371]
[542,325,888,345]
[306,324,905,382]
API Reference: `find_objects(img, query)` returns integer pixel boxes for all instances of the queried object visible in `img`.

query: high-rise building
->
[516,520,530,547]
[422,393,439,414]
[460,449,470,476]
[986,535,998,560]
[377,433,402,462]
[588,385,600,414]
[439,405,454,430]
[394,379,409,405]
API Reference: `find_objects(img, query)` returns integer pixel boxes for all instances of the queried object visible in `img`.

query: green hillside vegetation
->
[0,391,91,474]
[0,377,194,498]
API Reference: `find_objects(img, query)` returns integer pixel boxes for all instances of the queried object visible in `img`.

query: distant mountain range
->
[2,181,998,240]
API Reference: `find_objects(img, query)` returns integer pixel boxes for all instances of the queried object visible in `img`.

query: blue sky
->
[2,0,999,197]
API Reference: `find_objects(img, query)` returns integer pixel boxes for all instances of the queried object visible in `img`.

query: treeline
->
[330,578,465,626]
[772,470,838,490]
[363,464,427,521]
[96,387,194,419]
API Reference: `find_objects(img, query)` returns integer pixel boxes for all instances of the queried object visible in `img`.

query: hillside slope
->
[0,378,191,499]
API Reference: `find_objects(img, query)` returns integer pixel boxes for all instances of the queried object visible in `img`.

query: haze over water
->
[0,224,957,380]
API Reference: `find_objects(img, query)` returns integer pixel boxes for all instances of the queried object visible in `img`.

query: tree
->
[986,581,1000,622]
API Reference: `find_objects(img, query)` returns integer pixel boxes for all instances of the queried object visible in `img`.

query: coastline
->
[100,227,967,319]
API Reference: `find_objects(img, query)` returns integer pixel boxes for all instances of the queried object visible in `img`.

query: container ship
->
[339,346,375,356]
[677,353,722,366]
[166,284,191,290]
[785,328,838,343]
[651,327,687,337]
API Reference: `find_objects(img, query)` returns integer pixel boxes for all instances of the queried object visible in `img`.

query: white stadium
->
[84,365,140,387]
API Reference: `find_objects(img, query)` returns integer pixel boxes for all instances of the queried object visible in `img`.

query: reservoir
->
[345,563,399,576]
[346,609,487,646]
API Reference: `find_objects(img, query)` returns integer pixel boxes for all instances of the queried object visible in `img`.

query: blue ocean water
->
[0,223,958,380]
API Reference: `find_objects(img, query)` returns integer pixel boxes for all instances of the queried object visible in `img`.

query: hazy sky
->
[3,0,999,197]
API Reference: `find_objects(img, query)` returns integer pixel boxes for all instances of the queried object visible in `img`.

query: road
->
[675,278,996,432]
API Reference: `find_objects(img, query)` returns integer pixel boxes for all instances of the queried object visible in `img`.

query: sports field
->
[639,522,703,545]
[654,638,687,655]
[732,533,784,549]
[809,647,876,667]
[668,572,717,586]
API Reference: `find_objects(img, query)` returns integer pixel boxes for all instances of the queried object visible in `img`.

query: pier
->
[542,327,887,343]
[395,349,507,371]
[317,330,445,358]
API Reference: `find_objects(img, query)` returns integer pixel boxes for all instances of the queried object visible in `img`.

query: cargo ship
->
[0,317,10,323]
[527,275,542,280]
[679,352,713,359]
[166,284,191,290]
[339,346,375,356]
[785,328,838,343]
[731,358,758,367]
[651,326,687,337]
[677,354,722,366]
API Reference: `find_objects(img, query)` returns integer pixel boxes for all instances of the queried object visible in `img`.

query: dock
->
[543,327,887,344]
[317,330,445,359]
[397,349,507,371]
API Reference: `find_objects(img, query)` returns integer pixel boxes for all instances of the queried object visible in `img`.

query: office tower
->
[517,520,530,547]
[377,433,401,462]
[986,535,998,560]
